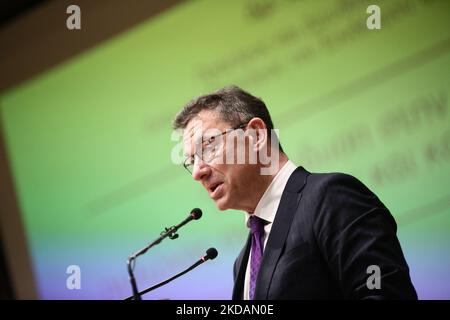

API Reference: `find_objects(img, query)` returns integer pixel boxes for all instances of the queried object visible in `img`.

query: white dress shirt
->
[243,160,297,300]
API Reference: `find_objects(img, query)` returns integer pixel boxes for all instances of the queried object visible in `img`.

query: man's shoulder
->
[288,167,391,236]
[289,167,380,212]
[307,169,366,189]
[290,166,370,195]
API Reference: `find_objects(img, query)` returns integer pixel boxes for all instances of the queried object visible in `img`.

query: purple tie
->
[248,215,264,300]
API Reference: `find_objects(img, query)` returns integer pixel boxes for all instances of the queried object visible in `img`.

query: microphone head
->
[190,208,202,220]
[205,247,218,260]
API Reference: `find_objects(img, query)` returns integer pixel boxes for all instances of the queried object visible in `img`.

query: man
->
[172,85,417,300]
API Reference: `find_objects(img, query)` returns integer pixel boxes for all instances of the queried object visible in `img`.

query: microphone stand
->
[127,224,181,300]
[125,258,204,300]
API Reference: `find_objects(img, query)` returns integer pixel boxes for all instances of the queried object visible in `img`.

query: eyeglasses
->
[183,123,248,174]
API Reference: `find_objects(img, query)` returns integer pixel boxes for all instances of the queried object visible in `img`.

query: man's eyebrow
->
[193,133,207,146]
[183,126,213,155]
[183,138,199,158]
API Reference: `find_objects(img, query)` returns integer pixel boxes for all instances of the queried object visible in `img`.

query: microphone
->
[125,248,218,300]
[171,208,202,237]
[202,247,218,261]
[130,208,202,259]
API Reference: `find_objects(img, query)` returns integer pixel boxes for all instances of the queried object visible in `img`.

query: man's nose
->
[192,157,211,181]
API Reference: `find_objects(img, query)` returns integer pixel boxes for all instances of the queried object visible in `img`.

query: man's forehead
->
[182,120,203,149]
[184,118,204,140]
[182,112,228,154]
[183,112,224,141]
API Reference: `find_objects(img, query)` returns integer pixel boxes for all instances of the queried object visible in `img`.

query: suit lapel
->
[232,233,251,300]
[254,166,309,299]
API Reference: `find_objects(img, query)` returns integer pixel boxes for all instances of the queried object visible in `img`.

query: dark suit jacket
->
[232,167,417,300]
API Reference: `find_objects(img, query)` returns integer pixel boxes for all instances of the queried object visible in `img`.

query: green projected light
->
[1,0,449,299]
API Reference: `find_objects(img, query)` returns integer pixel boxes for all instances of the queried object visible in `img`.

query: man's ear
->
[247,118,267,152]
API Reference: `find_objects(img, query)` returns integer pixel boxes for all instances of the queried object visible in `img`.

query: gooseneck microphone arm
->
[125,248,218,300]
[129,208,203,260]
[126,208,202,300]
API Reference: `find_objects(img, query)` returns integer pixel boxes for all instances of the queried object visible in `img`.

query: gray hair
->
[172,86,283,152]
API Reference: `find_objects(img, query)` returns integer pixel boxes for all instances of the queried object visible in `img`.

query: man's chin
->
[214,197,230,211]
[215,203,228,211]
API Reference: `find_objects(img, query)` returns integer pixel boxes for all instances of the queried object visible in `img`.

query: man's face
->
[183,110,256,211]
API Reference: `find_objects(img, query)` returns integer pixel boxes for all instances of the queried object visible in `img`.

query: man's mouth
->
[208,182,224,200]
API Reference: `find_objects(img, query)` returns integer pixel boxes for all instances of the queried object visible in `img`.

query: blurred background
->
[0,0,449,299]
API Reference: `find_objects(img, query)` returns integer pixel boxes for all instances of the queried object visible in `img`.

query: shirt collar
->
[245,160,297,227]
